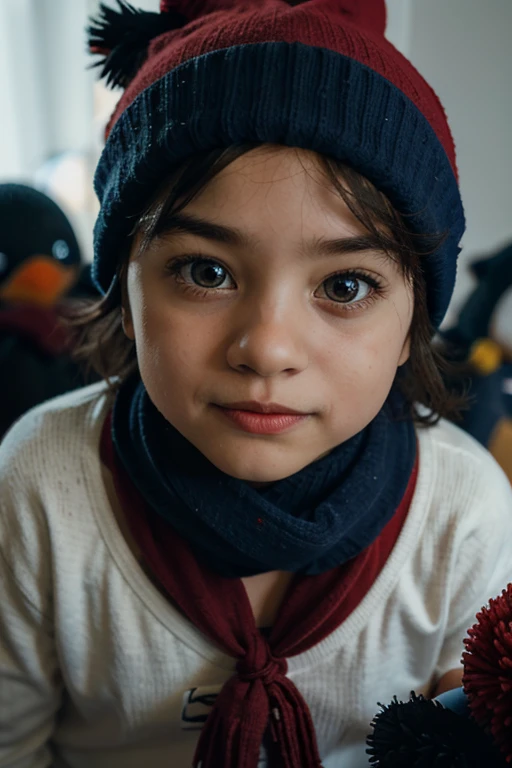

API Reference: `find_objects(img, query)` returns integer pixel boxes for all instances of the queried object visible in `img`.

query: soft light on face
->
[123,147,413,482]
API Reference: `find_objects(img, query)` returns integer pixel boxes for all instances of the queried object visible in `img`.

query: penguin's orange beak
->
[0,255,77,307]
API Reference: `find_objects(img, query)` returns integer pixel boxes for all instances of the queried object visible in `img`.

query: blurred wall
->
[0,0,94,258]
[0,0,49,177]
[35,0,93,158]
[0,0,92,179]
[385,0,512,323]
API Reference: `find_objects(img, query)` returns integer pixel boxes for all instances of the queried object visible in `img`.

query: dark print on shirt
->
[181,684,269,765]
[181,685,221,730]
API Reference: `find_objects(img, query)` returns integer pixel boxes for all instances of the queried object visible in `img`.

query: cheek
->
[126,272,175,379]
[319,308,411,418]
[136,313,192,381]
[326,336,400,392]
[334,304,411,374]
[129,297,219,400]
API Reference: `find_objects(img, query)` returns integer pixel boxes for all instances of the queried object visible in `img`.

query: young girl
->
[1,1,511,767]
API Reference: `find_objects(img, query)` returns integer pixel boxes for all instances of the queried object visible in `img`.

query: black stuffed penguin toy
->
[442,242,512,483]
[0,184,86,437]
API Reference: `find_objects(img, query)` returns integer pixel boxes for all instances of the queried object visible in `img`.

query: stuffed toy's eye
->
[52,240,70,261]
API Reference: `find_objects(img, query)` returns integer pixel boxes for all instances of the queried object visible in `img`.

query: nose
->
[226,300,309,377]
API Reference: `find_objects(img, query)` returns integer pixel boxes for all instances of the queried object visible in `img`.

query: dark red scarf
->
[101,414,417,768]
[0,303,70,355]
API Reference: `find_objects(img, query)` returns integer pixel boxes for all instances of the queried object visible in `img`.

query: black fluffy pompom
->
[87,0,186,89]
[366,692,505,768]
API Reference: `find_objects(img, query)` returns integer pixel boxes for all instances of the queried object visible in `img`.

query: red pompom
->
[463,584,512,763]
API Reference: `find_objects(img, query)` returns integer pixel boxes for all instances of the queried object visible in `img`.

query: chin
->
[231,469,296,484]
[207,450,309,484]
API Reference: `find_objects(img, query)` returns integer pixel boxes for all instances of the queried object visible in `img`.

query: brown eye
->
[190,260,227,288]
[322,275,371,304]
[167,256,236,291]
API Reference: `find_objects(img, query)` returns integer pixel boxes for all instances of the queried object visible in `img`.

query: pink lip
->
[213,401,310,435]
[220,401,307,415]
[217,408,308,435]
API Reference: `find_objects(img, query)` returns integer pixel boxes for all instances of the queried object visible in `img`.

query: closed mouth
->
[216,401,308,415]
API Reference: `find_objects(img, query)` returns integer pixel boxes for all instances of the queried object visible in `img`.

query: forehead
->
[132,145,407,275]
[179,146,366,239]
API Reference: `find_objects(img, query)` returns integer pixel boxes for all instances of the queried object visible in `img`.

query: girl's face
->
[123,147,413,482]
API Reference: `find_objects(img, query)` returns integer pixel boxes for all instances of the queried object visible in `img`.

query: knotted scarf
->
[101,413,418,768]
[111,375,416,577]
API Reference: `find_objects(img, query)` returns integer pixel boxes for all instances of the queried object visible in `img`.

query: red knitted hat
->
[89,0,465,326]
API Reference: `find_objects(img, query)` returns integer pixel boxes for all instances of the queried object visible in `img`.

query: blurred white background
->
[0,0,511,324]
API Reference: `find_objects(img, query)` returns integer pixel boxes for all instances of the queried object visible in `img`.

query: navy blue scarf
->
[112,375,416,577]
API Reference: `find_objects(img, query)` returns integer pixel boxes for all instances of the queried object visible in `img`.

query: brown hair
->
[66,145,466,425]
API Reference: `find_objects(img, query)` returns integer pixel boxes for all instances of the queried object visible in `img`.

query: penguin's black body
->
[0,184,94,437]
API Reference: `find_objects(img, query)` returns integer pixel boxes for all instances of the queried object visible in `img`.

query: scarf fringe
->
[193,673,323,768]
[270,679,323,767]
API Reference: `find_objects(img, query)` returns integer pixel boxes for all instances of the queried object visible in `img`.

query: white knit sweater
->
[1,382,512,768]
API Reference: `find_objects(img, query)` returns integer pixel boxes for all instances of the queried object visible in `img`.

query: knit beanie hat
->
[89,0,465,328]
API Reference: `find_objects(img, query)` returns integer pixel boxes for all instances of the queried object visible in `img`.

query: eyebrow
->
[305,233,391,258]
[154,212,254,248]
[154,212,390,259]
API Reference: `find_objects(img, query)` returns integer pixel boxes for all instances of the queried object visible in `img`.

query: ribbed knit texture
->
[90,0,465,327]
[1,382,512,767]
[111,375,416,576]
[105,411,415,768]
[109,0,455,167]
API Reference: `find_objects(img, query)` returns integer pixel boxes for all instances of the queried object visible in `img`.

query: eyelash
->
[165,255,386,311]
